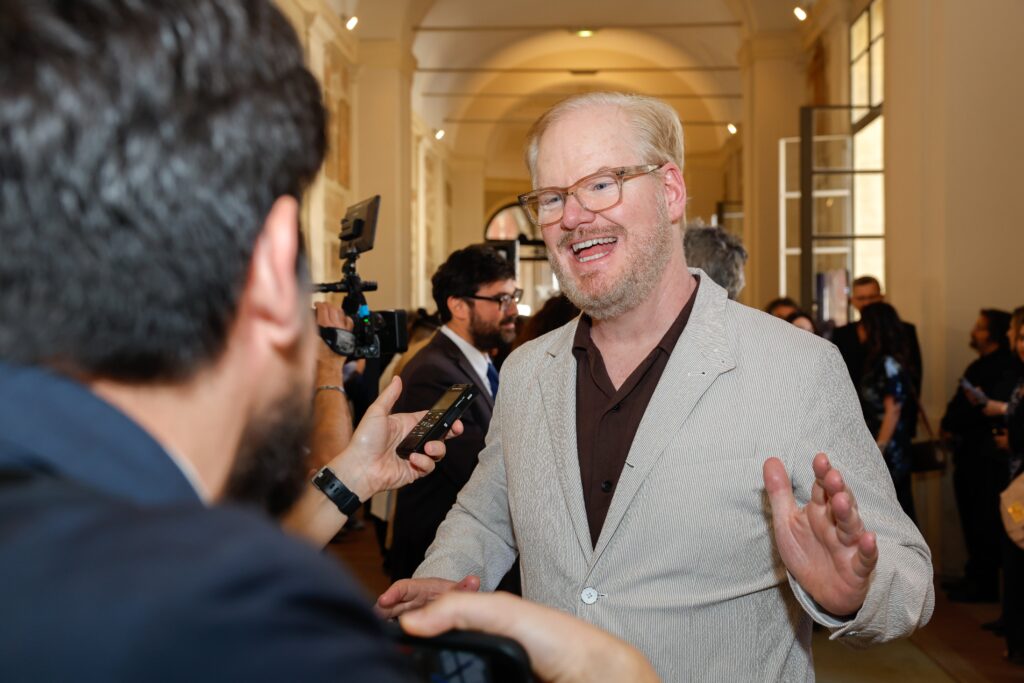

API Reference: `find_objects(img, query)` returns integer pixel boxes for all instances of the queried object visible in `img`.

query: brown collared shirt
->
[572,278,699,546]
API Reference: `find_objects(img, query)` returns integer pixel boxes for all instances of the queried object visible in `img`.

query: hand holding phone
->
[396,384,476,459]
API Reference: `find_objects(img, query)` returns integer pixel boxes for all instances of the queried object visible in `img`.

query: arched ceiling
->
[357,0,805,181]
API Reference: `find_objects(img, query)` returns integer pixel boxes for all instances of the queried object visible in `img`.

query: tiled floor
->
[330,514,1024,681]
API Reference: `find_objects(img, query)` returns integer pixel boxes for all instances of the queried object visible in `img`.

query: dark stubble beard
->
[551,200,676,321]
[469,305,516,351]
[224,383,313,518]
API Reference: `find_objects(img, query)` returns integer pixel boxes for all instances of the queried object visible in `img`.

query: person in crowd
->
[942,308,1018,602]
[832,276,923,395]
[512,293,581,351]
[765,296,800,319]
[979,310,1024,662]
[786,309,819,335]
[682,224,749,300]
[387,245,521,586]
[857,303,918,523]
[0,3,660,680]
[376,91,933,680]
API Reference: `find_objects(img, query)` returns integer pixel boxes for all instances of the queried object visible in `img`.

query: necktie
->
[486,361,500,398]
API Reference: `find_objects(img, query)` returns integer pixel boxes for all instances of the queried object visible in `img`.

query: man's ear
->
[659,162,687,224]
[245,195,305,350]
[447,295,470,323]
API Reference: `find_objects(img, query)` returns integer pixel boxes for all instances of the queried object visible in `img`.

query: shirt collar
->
[439,325,494,396]
[0,362,204,507]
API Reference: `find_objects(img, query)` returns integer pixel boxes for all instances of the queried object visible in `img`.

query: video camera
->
[313,195,408,360]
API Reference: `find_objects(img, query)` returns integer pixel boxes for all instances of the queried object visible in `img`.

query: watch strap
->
[311,466,362,516]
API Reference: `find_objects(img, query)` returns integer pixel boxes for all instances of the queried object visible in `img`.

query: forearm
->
[876,399,901,450]
[309,359,353,470]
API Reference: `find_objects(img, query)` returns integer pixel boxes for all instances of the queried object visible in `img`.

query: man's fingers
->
[406,452,437,474]
[829,491,865,546]
[853,531,879,578]
[376,579,412,610]
[374,577,472,619]
[455,574,481,592]
[400,592,515,639]
[446,419,465,440]
[763,457,798,519]
[364,376,403,419]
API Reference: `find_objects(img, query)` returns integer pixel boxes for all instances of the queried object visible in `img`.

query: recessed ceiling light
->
[434,129,446,141]
[727,123,738,135]
[793,7,808,21]
[575,28,595,38]
[345,15,359,31]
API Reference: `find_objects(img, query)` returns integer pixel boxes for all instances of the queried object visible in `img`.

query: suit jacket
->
[0,362,413,682]
[417,272,934,682]
[389,331,494,581]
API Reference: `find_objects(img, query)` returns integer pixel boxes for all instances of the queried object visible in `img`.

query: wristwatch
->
[311,466,362,516]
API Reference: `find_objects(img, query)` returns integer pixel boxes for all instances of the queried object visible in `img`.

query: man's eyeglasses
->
[463,289,523,310]
[517,164,664,227]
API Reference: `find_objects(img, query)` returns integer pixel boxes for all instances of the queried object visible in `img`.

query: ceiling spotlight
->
[727,123,738,135]
[345,15,359,31]
[574,28,595,38]
[793,7,808,21]
[434,129,446,141]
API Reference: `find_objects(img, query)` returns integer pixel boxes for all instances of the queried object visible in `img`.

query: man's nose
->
[559,193,594,230]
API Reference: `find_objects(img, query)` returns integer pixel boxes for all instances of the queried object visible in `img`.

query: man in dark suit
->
[832,275,923,394]
[388,246,519,582]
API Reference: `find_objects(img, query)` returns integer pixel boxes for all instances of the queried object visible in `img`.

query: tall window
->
[849,0,885,307]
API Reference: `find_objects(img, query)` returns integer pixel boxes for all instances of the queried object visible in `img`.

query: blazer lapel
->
[591,276,736,563]
[435,333,495,412]
[538,321,593,560]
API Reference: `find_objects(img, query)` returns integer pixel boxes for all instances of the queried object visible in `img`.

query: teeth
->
[571,237,617,254]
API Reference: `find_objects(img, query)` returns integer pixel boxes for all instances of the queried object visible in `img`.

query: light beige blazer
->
[417,272,934,682]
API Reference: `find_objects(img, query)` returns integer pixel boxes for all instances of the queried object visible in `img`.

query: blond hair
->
[524,92,685,185]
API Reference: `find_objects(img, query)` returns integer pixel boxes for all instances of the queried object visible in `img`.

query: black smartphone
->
[396,384,476,459]
[384,622,534,683]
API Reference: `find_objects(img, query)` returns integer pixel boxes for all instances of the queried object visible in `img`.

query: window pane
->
[851,12,869,59]
[871,37,885,106]
[854,173,885,236]
[853,115,884,171]
[871,0,885,40]
[854,238,885,288]
[813,136,852,171]
[813,195,851,237]
[851,55,869,111]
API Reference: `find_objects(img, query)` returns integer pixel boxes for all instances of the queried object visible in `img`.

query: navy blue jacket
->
[0,362,413,682]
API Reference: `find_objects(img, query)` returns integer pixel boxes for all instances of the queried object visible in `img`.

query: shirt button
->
[580,587,599,605]
[601,480,613,493]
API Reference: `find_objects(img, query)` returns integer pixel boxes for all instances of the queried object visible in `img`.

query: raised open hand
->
[763,453,878,617]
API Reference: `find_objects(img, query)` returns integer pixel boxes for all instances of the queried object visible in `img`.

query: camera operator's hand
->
[331,376,463,501]
[400,592,659,683]
[314,301,353,369]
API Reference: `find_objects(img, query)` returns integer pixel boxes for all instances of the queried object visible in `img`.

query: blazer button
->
[580,587,599,605]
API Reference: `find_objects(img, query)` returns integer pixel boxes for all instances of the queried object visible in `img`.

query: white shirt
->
[439,324,495,398]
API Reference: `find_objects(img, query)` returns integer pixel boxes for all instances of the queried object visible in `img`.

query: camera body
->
[313,195,408,360]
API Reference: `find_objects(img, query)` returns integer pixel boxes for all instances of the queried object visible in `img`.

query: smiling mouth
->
[570,236,618,263]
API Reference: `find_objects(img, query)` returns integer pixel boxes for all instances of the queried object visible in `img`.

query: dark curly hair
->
[0,0,325,380]
[431,246,516,323]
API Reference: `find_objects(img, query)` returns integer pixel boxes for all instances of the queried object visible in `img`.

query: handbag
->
[1001,472,1024,550]
[909,393,949,473]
